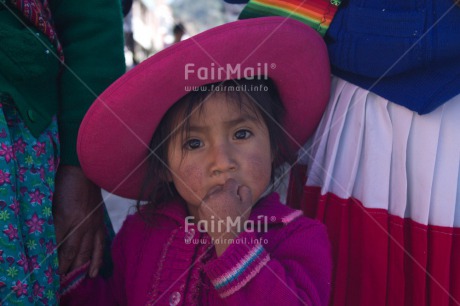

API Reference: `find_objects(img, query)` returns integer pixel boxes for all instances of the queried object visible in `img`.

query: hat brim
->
[77,16,330,199]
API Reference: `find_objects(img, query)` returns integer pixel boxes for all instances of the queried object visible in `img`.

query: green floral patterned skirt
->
[0,98,60,305]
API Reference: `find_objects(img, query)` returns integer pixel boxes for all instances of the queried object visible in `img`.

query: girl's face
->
[166,94,273,208]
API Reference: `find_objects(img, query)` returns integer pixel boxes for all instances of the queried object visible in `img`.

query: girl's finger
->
[223,178,238,193]
[237,185,252,204]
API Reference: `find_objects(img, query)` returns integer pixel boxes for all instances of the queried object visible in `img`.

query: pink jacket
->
[61,193,332,305]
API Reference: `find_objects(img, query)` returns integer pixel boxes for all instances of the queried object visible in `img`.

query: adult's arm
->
[50,0,125,276]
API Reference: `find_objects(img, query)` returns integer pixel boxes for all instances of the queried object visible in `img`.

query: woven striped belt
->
[239,0,341,36]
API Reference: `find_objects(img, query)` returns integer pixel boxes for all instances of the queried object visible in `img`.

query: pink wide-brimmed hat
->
[77,16,330,199]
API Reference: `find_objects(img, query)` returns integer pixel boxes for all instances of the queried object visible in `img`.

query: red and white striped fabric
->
[290,77,460,306]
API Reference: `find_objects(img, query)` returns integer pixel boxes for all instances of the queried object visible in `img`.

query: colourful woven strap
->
[239,0,341,36]
[10,0,64,60]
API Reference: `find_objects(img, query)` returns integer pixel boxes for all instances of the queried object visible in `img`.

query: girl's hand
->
[198,179,252,256]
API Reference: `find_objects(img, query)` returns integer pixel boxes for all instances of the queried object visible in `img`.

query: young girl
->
[60,17,332,305]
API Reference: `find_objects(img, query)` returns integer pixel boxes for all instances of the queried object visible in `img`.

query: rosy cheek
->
[246,154,272,188]
[175,164,205,194]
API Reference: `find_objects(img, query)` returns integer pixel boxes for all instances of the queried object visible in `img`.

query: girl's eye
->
[234,129,252,140]
[184,139,202,150]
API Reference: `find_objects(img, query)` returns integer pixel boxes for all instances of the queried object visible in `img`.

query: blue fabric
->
[326,0,460,114]
[231,0,460,114]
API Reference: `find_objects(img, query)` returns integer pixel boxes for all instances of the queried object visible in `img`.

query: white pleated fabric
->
[302,76,460,227]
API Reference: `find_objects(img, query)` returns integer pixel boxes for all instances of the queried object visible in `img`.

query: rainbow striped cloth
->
[239,0,341,36]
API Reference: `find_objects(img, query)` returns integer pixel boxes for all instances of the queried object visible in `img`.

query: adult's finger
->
[70,231,93,272]
[89,228,105,278]
[58,231,83,275]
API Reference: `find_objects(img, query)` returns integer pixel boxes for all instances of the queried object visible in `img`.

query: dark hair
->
[121,0,133,17]
[136,78,296,217]
[173,23,185,35]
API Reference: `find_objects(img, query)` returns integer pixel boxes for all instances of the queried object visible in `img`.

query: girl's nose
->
[209,144,237,176]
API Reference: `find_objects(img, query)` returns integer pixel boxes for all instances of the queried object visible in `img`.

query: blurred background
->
[123,0,246,69]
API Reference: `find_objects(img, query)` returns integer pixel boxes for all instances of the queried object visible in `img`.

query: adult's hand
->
[53,165,105,278]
